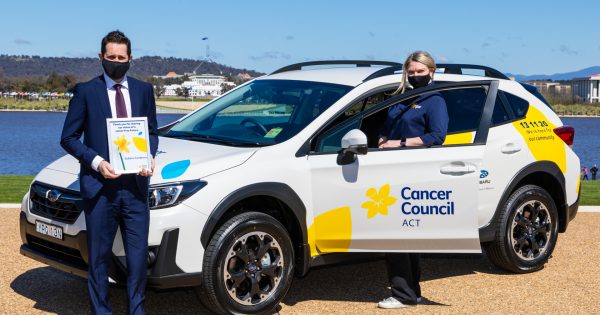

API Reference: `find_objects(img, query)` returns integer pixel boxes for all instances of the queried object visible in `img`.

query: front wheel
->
[200,212,294,314]
[483,185,559,273]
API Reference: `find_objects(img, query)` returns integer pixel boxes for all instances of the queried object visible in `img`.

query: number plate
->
[35,221,63,240]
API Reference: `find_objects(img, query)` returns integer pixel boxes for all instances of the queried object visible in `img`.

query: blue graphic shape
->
[480,170,489,179]
[161,160,191,180]
[138,131,143,135]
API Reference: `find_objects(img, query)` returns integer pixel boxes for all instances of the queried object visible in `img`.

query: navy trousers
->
[386,253,421,304]
[83,175,149,315]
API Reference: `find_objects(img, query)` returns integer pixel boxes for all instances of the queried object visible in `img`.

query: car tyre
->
[483,184,559,273]
[199,212,294,314]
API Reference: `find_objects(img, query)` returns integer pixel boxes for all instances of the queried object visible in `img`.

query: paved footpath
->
[2,208,600,314]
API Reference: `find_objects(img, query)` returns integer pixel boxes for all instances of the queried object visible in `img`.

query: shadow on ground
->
[11,253,507,313]
[11,267,210,314]
[282,253,509,307]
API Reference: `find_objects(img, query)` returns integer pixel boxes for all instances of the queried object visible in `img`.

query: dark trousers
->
[83,175,149,315]
[386,253,421,304]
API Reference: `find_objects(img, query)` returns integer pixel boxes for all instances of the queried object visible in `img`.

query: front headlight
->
[148,180,207,209]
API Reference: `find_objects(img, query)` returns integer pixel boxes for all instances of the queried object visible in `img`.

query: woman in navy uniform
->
[377,51,448,309]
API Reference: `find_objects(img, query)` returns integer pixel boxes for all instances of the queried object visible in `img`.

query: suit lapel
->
[129,78,141,117]
[95,75,112,119]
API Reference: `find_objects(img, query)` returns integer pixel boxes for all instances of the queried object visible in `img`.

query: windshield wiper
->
[166,132,265,147]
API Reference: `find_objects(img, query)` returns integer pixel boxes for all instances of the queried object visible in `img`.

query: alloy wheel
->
[223,231,284,305]
[509,200,552,261]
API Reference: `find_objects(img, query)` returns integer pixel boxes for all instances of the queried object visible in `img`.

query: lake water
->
[0,112,185,175]
[0,112,598,175]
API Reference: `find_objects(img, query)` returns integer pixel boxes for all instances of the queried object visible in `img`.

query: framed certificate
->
[106,117,151,174]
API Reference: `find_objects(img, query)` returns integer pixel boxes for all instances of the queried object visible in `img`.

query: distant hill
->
[507,66,600,81]
[0,55,264,79]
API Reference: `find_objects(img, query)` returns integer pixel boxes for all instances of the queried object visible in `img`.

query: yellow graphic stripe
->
[512,106,566,173]
[306,206,352,256]
[443,131,474,145]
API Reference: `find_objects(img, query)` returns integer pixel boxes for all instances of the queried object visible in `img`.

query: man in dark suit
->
[60,30,158,315]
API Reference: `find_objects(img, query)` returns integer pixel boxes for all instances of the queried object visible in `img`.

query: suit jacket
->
[60,75,159,199]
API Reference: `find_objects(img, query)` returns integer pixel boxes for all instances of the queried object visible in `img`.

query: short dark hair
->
[101,30,131,56]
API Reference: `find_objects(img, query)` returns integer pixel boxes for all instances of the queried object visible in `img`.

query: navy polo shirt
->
[381,91,448,146]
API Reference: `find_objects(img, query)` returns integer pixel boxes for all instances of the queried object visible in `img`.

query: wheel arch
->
[200,182,311,277]
[479,161,567,242]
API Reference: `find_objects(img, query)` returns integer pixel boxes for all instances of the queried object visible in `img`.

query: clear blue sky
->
[1,0,598,75]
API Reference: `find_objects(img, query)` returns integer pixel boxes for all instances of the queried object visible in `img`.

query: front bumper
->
[19,211,201,289]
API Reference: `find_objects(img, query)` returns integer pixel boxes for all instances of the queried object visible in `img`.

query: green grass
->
[580,180,600,206]
[1,175,600,206]
[0,99,69,111]
[553,104,600,116]
[0,175,35,204]
[157,97,213,102]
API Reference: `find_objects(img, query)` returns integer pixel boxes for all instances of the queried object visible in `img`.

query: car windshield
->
[165,80,352,146]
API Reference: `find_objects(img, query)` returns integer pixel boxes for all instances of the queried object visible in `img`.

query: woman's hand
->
[378,136,388,147]
[378,137,425,149]
[379,140,401,148]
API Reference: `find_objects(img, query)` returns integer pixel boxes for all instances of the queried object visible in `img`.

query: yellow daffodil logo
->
[361,184,397,218]
[114,134,131,153]
[113,134,130,169]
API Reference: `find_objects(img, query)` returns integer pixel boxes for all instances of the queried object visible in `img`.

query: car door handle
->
[440,162,476,176]
[501,142,522,154]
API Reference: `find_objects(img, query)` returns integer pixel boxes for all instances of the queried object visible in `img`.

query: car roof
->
[257,62,511,87]
[258,67,386,87]
[257,68,508,87]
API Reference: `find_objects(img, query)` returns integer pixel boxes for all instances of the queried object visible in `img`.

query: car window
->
[312,87,396,152]
[312,85,491,153]
[440,87,487,134]
[314,119,361,153]
[492,94,511,125]
[504,92,529,119]
[359,87,487,147]
[166,80,352,146]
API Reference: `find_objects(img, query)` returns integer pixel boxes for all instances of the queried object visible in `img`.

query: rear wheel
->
[200,212,294,314]
[483,185,558,273]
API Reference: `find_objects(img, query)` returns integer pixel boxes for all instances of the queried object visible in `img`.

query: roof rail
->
[270,60,402,75]
[362,63,509,82]
[437,64,509,80]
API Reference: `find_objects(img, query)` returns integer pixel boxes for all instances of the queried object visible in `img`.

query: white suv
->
[20,61,580,314]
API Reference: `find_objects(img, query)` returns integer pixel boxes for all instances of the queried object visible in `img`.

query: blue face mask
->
[408,75,431,88]
[102,59,130,80]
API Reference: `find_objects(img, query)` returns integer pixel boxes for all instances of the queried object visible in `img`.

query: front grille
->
[29,182,83,224]
[26,234,87,268]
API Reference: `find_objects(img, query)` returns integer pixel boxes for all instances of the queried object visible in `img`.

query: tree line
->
[0,55,263,79]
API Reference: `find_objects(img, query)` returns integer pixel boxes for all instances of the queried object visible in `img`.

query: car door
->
[306,81,498,254]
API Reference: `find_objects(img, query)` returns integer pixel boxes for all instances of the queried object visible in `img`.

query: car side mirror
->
[337,129,368,165]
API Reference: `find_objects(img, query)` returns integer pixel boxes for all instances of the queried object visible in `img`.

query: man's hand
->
[98,160,121,179]
[139,157,155,177]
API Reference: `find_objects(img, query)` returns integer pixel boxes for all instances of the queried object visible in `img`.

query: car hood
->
[44,136,257,186]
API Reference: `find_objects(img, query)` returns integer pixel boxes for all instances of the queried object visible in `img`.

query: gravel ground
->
[2,208,599,314]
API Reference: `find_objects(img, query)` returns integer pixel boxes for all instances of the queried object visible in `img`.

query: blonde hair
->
[392,51,437,95]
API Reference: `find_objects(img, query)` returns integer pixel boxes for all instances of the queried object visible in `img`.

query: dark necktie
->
[114,84,128,118]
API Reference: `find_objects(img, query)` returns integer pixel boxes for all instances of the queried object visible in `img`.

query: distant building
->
[164,74,235,97]
[153,72,184,79]
[572,75,600,103]
[164,84,181,96]
[189,74,226,87]
[526,80,572,96]
[237,72,252,80]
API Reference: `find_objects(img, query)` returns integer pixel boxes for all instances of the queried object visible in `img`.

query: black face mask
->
[408,75,431,89]
[102,59,130,81]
